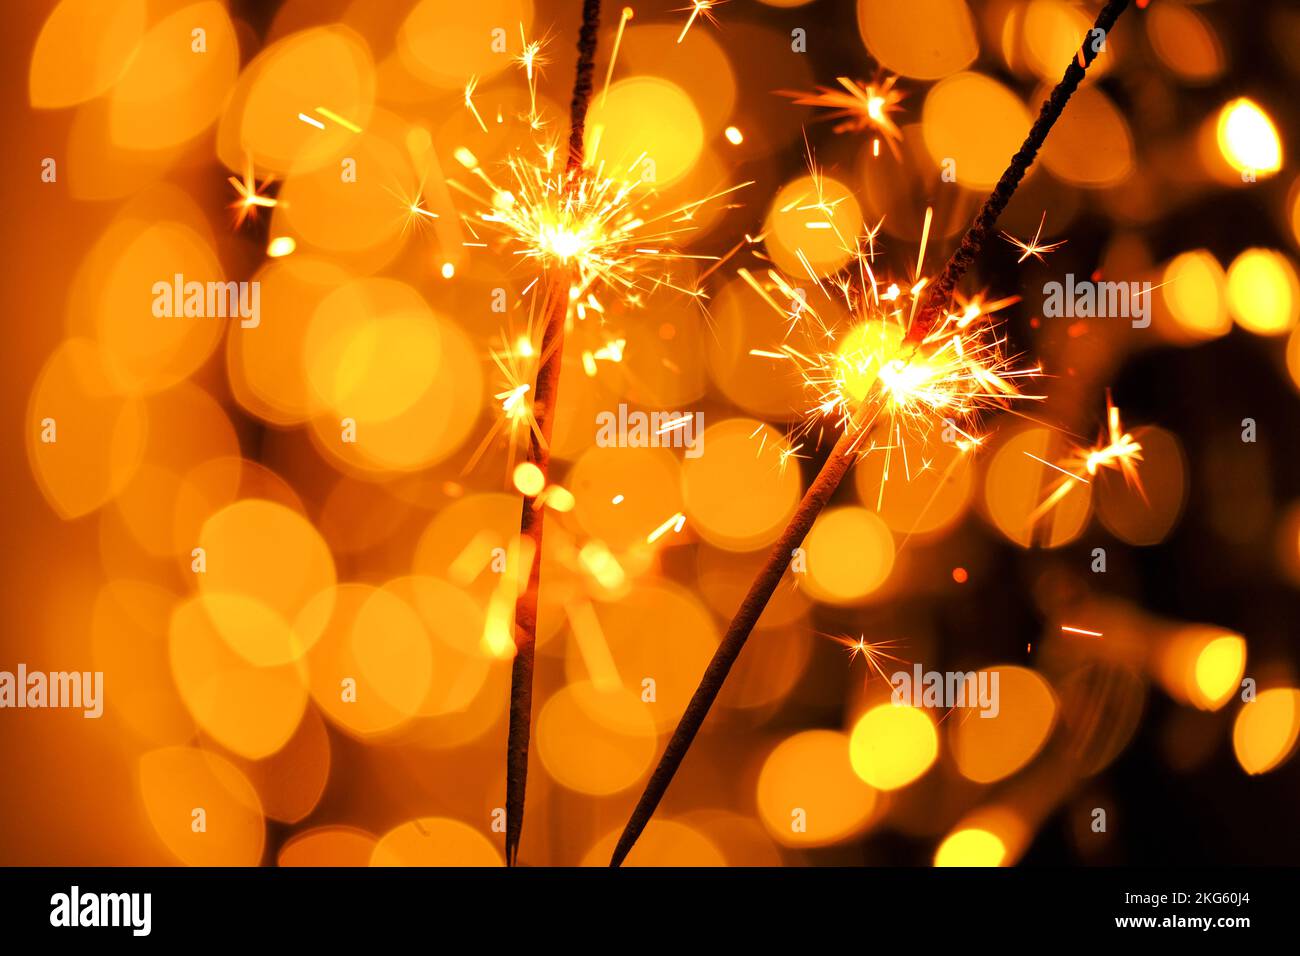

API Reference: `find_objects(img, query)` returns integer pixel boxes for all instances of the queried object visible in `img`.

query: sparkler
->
[909,0,1133,343]
[609,0,1135,867]
[503,0,602,870]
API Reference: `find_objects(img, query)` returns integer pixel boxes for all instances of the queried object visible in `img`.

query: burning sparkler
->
[609,0,1136,868]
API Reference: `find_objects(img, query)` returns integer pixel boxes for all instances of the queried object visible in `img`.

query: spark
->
[830,634,909,685]
[314,106,361,133]
[1061,625,1104,638]
[1001,211,1067,264]
[745,209,1042,493]
[296,112,325,129]
[778,75,906,145]
[227,156,277,228]
[464,75,489,133]
[601,8,635,106]
[451,144,749,315]
[1027,393,1146,526]
[646,511,687,544]
[514,25,551,127]
[676,1,726,44]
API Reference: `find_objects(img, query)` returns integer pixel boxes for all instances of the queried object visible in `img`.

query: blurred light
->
[266,236,296,257]
[757,730,877,846]
[581,820,726,866]
[950,667,1056,783]
[1194,635,1247,710]
[139,747,265,866]
[1233,689,1300,775]
[512,462,545,496]
[923,72,1031,189]
[1216,98,1283,177]
[1146,2,1224,82]
[1225,249,1299,336]
[801,506,895,604]
[849,704,938,790]
[1161,250,1229,341]
[371,817,502,866]
[857,0,977,80]
[536,682,656,795]
[682,419,801,551]
[934,828,1006,867]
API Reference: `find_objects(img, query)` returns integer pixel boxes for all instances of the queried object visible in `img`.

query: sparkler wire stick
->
[909,0,1130,341]
[610,0,1133,867]
[505,0,602,868]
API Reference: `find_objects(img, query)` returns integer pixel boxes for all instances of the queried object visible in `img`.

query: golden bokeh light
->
[279,826,377,867]
[1157,626,1247,712]
[1160,250,1230,341]
[950,667,1056,784]
[569,581,719,730]
[371,817,503,866]
[581,820,726,867]
[138,746,265,866]
[923,72,1032,189]
[1146,2,1224,83]
[1216,98,1283,177]
[169,595,309,759]
[855,421,974,535]
[849,704,938,790]
[764,174,863,276]
[396,0,534,89]
[934,828,1006,867]
[857,0,978,80]
[1232,688,1300,775]
[536,681,657,795]
[218,26,375,174]
[29,0,145,108]
[756,730,877,846]
[197,499,336,665]
[682,419,802,551]
[587,77,705,185]
[801,506,896,604]
[108,2,237,151]
[984,426,1092,548]
[27,338,147,518]
[1225,248,1299,336]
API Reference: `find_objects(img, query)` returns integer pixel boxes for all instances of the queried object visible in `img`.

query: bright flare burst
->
[779,75,906,146]
[744,209,1042,491]
[453,147,747,320]
[1001,211,1067,264]
[676,1,726,44]
[1027,391,1145,526]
